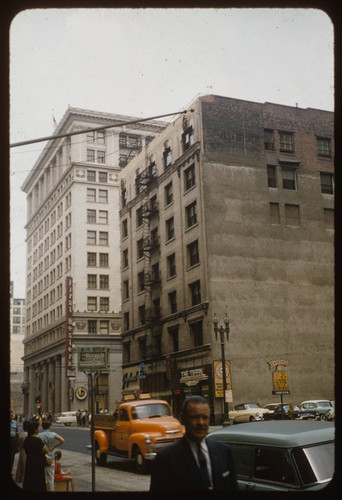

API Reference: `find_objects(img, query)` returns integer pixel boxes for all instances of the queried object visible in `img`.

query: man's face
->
[181,402,210,443]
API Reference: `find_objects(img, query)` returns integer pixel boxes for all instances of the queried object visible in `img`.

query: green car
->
[207,420,334,491]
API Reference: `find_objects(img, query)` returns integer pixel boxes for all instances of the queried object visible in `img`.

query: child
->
[54,450,76,491]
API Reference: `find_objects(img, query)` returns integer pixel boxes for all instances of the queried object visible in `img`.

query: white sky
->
[9,8,334,298]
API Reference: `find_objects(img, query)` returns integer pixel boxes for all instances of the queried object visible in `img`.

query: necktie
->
[197,442,211,490]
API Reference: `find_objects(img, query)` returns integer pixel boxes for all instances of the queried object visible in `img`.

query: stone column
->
[54,355,61,415]
[47,358,55,414]
[42,362,48,412]
[28,365,36,415]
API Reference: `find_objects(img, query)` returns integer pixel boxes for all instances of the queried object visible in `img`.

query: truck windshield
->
[132,404,171,419]
[292,442,334,484]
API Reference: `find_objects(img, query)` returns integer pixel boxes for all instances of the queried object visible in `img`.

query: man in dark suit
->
[150,395,238,492]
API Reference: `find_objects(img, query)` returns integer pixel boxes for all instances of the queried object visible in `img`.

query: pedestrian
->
[10,412,19,474]
[15,420,30,486]
[38,420,65,491]
[23,421,49,492]
[76,409,81,426]
[150,395,238,492]
[54,450,76,491]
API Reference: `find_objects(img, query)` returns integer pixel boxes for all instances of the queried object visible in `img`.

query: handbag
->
[45,454,53,466]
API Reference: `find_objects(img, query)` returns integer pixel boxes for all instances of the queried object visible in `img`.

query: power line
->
[10,109,193,148]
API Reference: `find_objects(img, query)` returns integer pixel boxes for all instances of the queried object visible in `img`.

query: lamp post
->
[213,313,230,426]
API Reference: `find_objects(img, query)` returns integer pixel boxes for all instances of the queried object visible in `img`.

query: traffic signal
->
[35,395,41,404]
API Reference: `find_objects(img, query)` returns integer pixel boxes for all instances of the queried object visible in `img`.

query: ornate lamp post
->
[213,313,230,425]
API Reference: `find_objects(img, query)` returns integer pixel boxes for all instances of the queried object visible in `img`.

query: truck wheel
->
[133,446,148,474]
[95,443,107,466]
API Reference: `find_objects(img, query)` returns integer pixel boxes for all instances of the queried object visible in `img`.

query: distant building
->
[10,282,25,414]
[21,108,166,416]
[118,95,334,423]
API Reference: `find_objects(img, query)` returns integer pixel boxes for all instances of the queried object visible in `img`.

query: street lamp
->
[213,313,230,425]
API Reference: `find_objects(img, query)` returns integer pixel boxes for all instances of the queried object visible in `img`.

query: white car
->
[228,403,272,424]
[55,411,77,426]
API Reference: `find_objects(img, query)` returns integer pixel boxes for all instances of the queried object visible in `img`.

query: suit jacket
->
[150,436,238,492]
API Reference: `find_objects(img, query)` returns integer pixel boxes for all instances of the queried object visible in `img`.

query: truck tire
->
[95,443,107,466]
[133,445,148,474]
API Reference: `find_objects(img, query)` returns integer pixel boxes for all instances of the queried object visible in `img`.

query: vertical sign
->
[65,276,74,377]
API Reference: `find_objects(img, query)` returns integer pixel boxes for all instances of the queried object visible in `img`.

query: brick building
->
[118,95,334,423]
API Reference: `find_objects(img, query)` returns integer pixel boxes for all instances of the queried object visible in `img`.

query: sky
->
[9,7,334,298]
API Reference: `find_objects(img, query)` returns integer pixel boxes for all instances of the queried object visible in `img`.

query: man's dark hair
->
[181,395,208,414]
[41,420,52,430]
[27,421,39,436]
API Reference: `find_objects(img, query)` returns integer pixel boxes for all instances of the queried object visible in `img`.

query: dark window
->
[184,164,196,190]
[87,170,96,182]
[189,280,201,305]
[190,320,203,346]
[187,240,199,267]
[123,342,130,363]
[169,291,177,314]
[254,448,295,485]
[87,274,97,288]
[99,253,108,267]
[267,165,277,188]
[100,275,109,289]
[169,327,179,352]
[123,280,129,300]
[165,182,173,206]
[87,209,96,223]
[139,337,146,358]
[122,219,128,238]
[282,169,296,190]
[317,137,331,157]
[153,298,161,319]
[122,249,128,268]
[123,312,129,331]
[88,320,97,334]
[182,126,194,152]
[279,132,294,153]
[166,217,175,241]
[186,201,197,228]
[87,252,96,266]
[136,206,143,228]
[137,238,144,259]
[138,271,145,293]
[164,147,172,169]
[167,253,176,278]
[138,305,146,325]
[121,188,127,207]
[264,129,274,151]
[320,173,334,194]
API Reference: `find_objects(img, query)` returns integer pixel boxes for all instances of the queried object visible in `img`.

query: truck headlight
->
[145,435,152,444]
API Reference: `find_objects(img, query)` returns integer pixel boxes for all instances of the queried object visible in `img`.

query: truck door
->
[114,408,131,452]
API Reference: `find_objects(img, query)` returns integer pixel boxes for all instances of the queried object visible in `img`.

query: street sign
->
[272,370,290,395]
[78,347,108,372]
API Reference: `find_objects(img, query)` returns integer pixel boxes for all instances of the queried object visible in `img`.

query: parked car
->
[299,400,333,420]
[326,407,335,421]
[55,411,77,426]
[207,420,334,491]
[263,404,313,420]
[228,403,272,424]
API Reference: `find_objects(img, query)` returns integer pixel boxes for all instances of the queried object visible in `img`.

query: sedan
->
[55,411,77,425]
[207,420,334,491]
[228,403,272,424]
[299,400,333,420]
[263,404,312,420]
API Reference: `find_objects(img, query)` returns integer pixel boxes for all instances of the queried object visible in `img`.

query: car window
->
[254,448,296,485]
[229,444,253,478]
[119,409,130,421]
[234,405,244,410]
[292,443,334,485]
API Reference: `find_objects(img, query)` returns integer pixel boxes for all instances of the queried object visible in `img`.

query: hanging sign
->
[65,276,75,377]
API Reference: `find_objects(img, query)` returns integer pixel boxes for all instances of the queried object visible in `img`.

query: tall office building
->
[118,95,334,422]
[10,281,25,414]
[21,107,166,415]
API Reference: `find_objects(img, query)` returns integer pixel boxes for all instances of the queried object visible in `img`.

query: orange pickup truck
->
[93,395,184,473]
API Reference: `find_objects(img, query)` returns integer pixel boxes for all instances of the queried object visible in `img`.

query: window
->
[87,188,96,202]
[270,203,280,224]
[184,164,196,191]
[320,173,334,194]
[166,217,175,241]
[279,132,294,153]
[87,149,95,162]
[186,200,197,228]
[100,275,109,289]
[187,240,199,267]
[285,204,300,226]
[99,189,108,203]
[98,211,108,224]
[87,130,106,144]
[167,253,176,278]
[87,231,96,245]
[267,165,277,188]
[88,320,97,334]
[96,151,105,164]
[99,297,109,311]
[165,182,173,206]
[152,262,160,281]
[282,169,296,190]
[254,448,295,485]
[122,249,129,269]
[123,312,129,331]
[164,147,172,169]
[137,238,144,259]
[189,280,201,305]
[152,298,161,319]
[99,171,107,182]
[138,271,145,293]
[182,126,194,151]
[87,170,96,182]
[99,232,108,245]
[138,305,146,325]
[169,327,179,352]
[136,206,143,228]
[190,320,203,346]
[88,297,97,311]
[100,321,109,334]
[87,274,97,288]
[169,291,177,314]
[87,209,96,223]
[139,336,147,357]
[99,253,109,267]
[121,188,127,208]
[123,342,130,363]
[264,129,274,151]
[122,219,128,238]
[123,280,129,300]
[317,137,331,157]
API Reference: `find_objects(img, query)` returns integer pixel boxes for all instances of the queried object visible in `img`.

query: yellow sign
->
[214,360,232,397]
[272,371,289,393]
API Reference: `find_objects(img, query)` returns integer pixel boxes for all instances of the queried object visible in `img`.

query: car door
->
[114,408,131,452]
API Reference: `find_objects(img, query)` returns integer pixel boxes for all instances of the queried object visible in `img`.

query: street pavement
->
[11,425,223,493]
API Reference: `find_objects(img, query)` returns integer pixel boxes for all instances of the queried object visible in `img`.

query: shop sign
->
[180,368,208,386]
[65,276,75,378]
[75,387,88,401]
[268,359,290,395]
[78,347,108,372]
[214,360,232,397]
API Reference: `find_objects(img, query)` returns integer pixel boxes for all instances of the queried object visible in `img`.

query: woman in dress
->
[14,420,30,486]
[23,421,49,492]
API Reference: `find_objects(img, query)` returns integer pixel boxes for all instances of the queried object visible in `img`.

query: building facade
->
[10,282,25,414]
[118,95,334,423]
[21,108,166,416]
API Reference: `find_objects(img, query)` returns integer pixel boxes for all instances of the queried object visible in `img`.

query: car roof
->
[208,421,334,448]
[300,400,331,404]
[120,399,169,408]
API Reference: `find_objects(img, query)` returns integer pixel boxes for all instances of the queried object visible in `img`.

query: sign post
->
[78,347,108,492]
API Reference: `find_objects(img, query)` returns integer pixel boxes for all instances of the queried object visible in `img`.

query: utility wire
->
[10,109,193,148]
